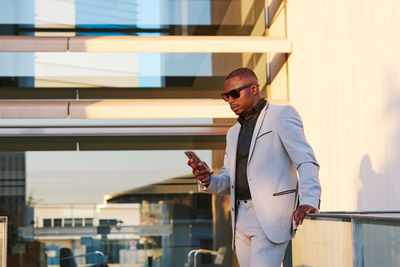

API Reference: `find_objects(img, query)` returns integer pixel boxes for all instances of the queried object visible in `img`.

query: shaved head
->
[223,68,261,116]
[225,68,258,83]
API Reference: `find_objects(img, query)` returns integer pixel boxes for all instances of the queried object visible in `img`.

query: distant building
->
[19,203,165,265]
[108,175,214,267]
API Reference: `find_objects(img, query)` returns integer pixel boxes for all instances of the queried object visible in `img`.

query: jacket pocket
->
[256,130,273,140]
[273,189,296,196]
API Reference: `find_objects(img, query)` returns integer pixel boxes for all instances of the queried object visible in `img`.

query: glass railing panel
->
[292,218,353,267]
[0,148,227,266]
[358,222,400,267]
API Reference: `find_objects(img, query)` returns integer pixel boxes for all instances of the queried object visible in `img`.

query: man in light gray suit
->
[188,68,321,267]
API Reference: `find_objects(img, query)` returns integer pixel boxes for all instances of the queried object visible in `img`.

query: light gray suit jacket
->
[201,101,321,244]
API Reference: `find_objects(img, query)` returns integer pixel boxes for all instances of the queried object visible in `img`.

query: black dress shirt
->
[235,98,267,200]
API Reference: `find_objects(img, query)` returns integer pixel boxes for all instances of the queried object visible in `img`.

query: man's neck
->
[241,98,261,116]
[238,98,266,123]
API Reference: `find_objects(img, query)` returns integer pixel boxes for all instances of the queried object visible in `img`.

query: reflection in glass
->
[1,149,221,266]
[0,0,267,265]
[1,0,260,27]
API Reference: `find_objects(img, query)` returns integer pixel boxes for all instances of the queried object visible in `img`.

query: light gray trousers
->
[235,200,289,267]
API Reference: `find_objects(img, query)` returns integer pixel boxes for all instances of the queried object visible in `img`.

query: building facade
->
[1,0,400,266]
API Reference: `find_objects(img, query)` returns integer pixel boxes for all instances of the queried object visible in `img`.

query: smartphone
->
[184,151,209,170]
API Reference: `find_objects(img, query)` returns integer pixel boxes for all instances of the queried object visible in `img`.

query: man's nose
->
[228,96,235,104]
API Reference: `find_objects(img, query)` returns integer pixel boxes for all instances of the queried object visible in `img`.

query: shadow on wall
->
[357,72,400,211]
[357,155,387,210]
[356,72,400,266]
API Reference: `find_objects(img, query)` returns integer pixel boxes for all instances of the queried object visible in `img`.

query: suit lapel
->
[248,101,270,164]
[229,123,241,185]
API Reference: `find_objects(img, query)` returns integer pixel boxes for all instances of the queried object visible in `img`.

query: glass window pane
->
[361,223,400,267]
[54,218,62,227]
[3,149,225,266]
[43,219,52,227]
[26,150,212,204]
[64,218,73,227]
[1,1,261,28]
[74,218,83,227]
[0,53,266,91]
[85,218,93,227]
[3,150,223,266]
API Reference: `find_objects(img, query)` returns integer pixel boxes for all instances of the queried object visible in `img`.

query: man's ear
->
[252,84,260,95]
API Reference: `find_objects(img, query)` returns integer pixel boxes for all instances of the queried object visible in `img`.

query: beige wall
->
[284,0,400,211]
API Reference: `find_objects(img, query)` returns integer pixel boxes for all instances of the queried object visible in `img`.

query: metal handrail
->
[290,211,400,267]
[320,210,400,214]
[306,211,400,224]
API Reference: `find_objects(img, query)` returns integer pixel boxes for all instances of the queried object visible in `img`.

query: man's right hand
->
[187,158,214,185]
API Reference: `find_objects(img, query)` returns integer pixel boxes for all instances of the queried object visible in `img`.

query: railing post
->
[351,218,364,267]
[187,249,197,267]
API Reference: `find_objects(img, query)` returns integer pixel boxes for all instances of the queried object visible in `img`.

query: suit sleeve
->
[277,106,321,209]
[199,145,231,195]
[199,166,231,195]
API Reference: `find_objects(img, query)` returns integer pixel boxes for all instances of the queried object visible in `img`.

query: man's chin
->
[232,109,242,116]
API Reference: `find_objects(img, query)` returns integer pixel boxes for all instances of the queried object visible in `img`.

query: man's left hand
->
[293,205,319,227]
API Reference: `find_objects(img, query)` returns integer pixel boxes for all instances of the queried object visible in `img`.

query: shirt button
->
[231,185,234,188]
[232,208,235,212]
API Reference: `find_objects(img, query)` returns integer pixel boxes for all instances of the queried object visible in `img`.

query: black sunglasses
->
[221,82,254,101]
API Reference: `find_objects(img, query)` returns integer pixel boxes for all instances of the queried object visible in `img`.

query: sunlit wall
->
[284,0,400,211]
